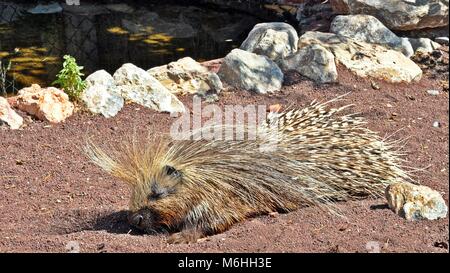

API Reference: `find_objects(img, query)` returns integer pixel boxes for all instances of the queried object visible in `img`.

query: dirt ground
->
[0,51,449,253]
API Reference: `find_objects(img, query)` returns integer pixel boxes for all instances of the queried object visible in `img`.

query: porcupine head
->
[85,134,254,244]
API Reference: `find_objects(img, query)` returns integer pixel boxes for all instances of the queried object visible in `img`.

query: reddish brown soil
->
[0,58,449,252]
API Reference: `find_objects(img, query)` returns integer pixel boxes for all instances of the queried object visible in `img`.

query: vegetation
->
[53,55,86,101]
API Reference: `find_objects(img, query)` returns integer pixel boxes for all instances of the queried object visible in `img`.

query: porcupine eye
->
[149,182,170,200]
[147,166,181,201]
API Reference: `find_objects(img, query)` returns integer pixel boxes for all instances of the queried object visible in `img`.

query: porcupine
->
[85,98,410,244]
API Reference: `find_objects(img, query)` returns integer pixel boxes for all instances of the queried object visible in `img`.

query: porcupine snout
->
[128,209,156,232]
[129,213,144,227]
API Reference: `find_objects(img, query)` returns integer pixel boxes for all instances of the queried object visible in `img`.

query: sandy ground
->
[0,53,449,252]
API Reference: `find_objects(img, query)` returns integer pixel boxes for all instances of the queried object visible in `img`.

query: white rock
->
[408,38,441,54]
[386,182,448,221]
[330,0,449,31]
[0,97,23,130]
[282,44,338,83]
[435,37,449,46]
[114,63,185,114]
[240,22,298,63]
[81,70,124,118]
[433,121,440,128]
[114,63,153,86]
[218,49,284,94]
[427,89,440,96]
[330,15,414,57]
[299,31,422,83]
[148,57,223,95]
[82,86,124,118]
[85,70,115,88]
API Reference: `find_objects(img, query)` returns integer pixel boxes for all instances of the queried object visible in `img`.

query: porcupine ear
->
[163,165,182,179]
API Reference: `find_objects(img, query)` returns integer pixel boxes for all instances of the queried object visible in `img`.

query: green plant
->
[53,55,86,101]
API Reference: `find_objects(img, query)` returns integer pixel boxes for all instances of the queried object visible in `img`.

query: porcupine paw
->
[167,231,202,244]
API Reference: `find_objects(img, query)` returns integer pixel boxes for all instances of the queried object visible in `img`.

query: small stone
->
[435,37,449,46]
[426,90,439,96]
[386,182,448,221]
[433,121,440,128]
[269,211,279,218]
[204,93,219,103]
[371,81,380,90]
[408,38,441,54]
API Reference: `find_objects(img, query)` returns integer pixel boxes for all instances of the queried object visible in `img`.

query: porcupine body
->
[85,99,409,243]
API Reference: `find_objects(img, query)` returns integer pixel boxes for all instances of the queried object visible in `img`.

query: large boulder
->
[299,31,423,83]
[386,182,448,221]
[0,97,23,129]
[81,70,124,118]
[330,15,414,57]
[330,0,449,31]
[148,57,223,95]
[113,63,185,114]
[218,49,284,94]
[240,22,299,64]
[282,44,338,83]
[15,84,74,123]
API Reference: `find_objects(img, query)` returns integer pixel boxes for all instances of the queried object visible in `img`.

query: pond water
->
[0,1,263,94]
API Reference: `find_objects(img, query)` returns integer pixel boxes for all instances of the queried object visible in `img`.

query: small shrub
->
[53,55,86,101]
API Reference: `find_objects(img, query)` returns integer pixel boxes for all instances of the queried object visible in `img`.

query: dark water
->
[0,1,262,93]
